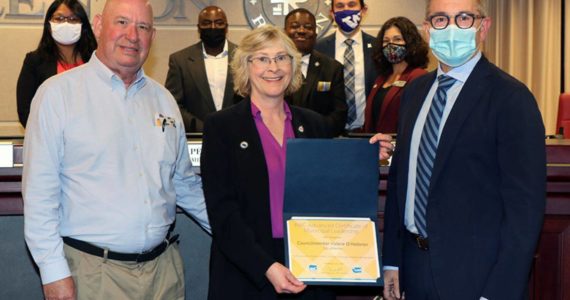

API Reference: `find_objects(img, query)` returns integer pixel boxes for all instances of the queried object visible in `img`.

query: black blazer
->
[383,56,546,300]
[201,99,330,299]
[165,41,239,132]
[17,51,57,127]
[288,50,347,136]
[315,31,378,99]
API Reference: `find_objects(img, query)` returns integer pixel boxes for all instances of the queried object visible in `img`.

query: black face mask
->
[200,28,226,48]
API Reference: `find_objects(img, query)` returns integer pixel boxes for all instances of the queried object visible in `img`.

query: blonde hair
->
[231,24,303,97]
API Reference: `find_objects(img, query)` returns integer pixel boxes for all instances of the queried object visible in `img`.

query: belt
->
[63,234,179,263]
[408,231,429,251]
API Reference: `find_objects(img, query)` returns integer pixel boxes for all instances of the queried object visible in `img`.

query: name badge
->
[317,81,331,92]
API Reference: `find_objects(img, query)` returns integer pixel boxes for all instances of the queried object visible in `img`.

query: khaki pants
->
[63,242,185,300]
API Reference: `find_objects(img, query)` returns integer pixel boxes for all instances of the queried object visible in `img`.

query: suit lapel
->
[301,52,320,106]
[187,44,216,112]
[222,42,237,108]
[430,58,492,187]
[291,107,309,139]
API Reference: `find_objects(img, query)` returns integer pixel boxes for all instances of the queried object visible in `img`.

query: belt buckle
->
[415,235,428,251]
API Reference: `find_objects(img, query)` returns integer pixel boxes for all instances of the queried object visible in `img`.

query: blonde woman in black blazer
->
[200,24,337,300]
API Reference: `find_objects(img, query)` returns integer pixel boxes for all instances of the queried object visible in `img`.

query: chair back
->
[557,93,570,138]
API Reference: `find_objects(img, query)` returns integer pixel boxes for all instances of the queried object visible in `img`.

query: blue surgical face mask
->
[334,10,362,33]
[429,25,478,67]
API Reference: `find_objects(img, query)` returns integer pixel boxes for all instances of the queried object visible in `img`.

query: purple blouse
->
[251,101,295,238]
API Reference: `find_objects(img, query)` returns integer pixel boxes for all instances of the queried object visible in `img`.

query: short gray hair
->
[231,24,302,97]
[425,0,487,18]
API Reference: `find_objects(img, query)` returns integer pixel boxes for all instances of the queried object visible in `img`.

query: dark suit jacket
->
[201,99,330,299]
[383,56,546,300]
[17,51,57,127]
[363,67,427,134]
[315,31,378,99]
[165,41,238,132]
[288,50,347,136]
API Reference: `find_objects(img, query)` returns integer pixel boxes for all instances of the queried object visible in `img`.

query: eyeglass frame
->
[427,12,485,30]
[50,15,82,24]
[247,54,293,68]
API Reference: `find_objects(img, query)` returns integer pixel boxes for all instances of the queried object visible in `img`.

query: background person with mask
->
[284,8,347,137]
[382,0,546,299]
[363,16,429,134]
[315,0,377,132]
[16,0,97,128]
[165,6,238,132]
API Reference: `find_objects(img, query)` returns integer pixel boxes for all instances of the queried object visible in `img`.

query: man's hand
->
[265,262,307,294]
[383,270,401,300]
[43,276,76,300]
[369,133,394,161]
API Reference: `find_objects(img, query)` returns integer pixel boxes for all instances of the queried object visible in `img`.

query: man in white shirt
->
[23,0,210,299]
[315,0,377,132]
[284,8,347,136]
[165,6,238,132]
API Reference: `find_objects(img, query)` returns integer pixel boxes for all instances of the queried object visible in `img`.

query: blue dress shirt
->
[23,52,210,285]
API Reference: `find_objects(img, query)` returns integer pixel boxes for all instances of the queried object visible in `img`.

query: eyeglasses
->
[248,54,293,68]
[427,12,484,30]
[51,15,81,24]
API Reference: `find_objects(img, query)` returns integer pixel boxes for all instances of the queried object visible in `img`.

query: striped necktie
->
[414,75,456,238]
[343,39,356,126]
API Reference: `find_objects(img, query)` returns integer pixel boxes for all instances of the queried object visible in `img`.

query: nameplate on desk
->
[187,142,202,167]
[0,143,14,168]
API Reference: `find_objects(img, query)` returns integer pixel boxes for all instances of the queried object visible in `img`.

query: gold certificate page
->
[286,217,380,283]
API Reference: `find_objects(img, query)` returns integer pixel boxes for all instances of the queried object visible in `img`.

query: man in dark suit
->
[315,0,377,132]
[382,0,546,300]
[165,6,237,132]
[284,8,347,136]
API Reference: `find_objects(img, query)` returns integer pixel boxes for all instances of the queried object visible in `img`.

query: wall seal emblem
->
[244,0,333,39]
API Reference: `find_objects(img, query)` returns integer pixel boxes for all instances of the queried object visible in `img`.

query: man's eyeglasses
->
[427,12,484,30]
[51,15,81,24]
[248,54,293,68]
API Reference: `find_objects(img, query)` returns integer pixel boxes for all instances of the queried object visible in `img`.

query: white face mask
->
[50,22,82,45]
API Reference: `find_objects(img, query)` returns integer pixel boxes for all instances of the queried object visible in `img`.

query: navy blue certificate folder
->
[283,138,382,286]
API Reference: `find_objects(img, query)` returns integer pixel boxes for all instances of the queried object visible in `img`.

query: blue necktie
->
[343,39,356,126]
[414,75,456,238]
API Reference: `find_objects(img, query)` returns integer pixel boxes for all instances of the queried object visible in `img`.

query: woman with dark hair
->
[364,16,429,134]
[16,0,97,127]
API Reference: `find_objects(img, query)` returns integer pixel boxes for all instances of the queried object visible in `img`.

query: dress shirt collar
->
[335,28,363,47]
[91,51,146,91]
[251,100,293,121]
[202,40,229,59]
[437,51,482,84]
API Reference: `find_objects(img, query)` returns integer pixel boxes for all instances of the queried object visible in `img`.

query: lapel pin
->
[367,43,372,48]
[240,141,248,149]
[315,61,320,67]
[298,125,304,133]
[373,84,378,89]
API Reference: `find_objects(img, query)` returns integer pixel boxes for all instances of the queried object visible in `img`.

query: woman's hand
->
[265,262,307,294]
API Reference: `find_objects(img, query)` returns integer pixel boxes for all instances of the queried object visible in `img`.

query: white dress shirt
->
[202,40,229,111]
[23,52,210,285]
[335,29,366,129]
[301,53,310,78]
